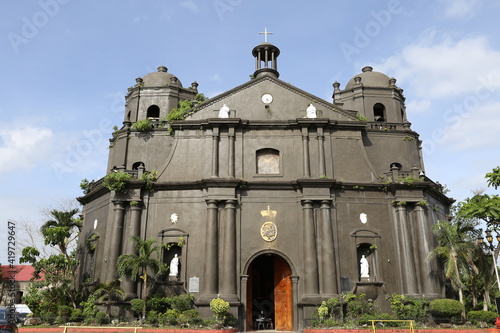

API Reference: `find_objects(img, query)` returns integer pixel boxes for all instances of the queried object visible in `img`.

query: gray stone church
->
[76,41,452,331]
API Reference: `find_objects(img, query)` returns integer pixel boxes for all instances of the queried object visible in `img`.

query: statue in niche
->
[306,103,317,118]
[169,254,179,278]
[218,104,229,118]
[360,255,369,278]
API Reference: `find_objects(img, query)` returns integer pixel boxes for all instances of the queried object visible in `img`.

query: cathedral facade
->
[76,42,452,331]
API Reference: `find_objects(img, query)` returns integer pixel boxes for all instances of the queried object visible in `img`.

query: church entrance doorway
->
[246,254,293,331]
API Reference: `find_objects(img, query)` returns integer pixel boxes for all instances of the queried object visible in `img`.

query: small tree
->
[117,237,166,319]
[210,297,230,325]
[93,279,125,317]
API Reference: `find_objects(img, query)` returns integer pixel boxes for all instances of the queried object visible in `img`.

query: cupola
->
[252,28,280,78]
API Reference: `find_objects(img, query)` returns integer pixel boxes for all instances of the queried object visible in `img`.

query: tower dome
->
[141,66,183,88]
[344,66,393,90]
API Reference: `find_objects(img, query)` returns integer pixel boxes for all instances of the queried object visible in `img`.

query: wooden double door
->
[246,255,293,331]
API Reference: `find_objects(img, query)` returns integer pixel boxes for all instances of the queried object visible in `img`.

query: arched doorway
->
[246,254,293,331]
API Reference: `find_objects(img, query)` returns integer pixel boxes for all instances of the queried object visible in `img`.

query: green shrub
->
[40,310,56,324]
[429,299,464,319]
[57,305,72,323]
[70,308,83,322]
[147,295,170,313]
[96,311,109,324]
[210,297,230,324]
[146,310,158,324]
[318,301,329,321]
[166,100,194,121]
[103,171,131,193]
[170,294,195,313]
[388,294,429,323]
[164,309,179,325]
[468,310,498,324]
[132,119,153,131]
[130,298,144,318]
[81,294,98,318]
[181,309,202,325]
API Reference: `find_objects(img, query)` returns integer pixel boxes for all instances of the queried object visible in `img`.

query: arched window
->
[147,105,160,118]
[390,162,402,170]
[373,103,385,122]
[132,161,144,170]
[256,149,280,174]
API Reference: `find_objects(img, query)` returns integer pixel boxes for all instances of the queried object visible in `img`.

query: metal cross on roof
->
[259,27,273,43]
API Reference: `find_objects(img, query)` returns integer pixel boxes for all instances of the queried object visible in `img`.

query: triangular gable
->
[187,74,359,121]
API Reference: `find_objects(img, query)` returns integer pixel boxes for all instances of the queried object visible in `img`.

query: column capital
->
[112,200,125,209]
[205,199,218,206]
[320,200,333,208]
[224,199,237,208]
[301,199,314,208]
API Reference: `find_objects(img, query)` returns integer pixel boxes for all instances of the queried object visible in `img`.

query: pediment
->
[187,74,358,121]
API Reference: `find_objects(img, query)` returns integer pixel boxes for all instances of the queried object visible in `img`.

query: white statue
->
[360,255,369,278]
[306,103,317,118]
[169,254,179,277]
[218,104,229,118]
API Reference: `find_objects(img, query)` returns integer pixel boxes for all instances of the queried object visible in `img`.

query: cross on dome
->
[259,27,273,43]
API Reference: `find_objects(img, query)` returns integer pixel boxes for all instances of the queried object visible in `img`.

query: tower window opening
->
[373,103,385,122]
[147,105,160,119]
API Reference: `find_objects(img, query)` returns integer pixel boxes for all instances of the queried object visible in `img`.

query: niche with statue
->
[353,242,384,301]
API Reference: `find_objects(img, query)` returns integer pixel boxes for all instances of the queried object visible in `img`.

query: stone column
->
[106,200,125,282]
[291,275,299,331]
[240,275,249,332]
[211,127,219,178]
[220,200,238,300]
[302,200,319,296]
[123,203,142,298]
[317,126,326,177]
[319,200,337,295]
[228,127,235,178]
[202,200,219,297]
[414,205,434,294]
[301,127,311,178]
[395,204,416,294]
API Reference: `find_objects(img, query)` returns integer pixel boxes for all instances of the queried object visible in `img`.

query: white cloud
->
[375,31,500,100]
[406,99,431,114]
[180,0,200,14]
[133,16,149,22]
[440,0,482,19]
[441,101,500,151]
[210,73,221,81]
[0,126,54,173]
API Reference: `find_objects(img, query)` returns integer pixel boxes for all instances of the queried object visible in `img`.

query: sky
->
[1,0,499,265]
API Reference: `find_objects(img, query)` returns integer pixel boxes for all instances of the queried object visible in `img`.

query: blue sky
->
[1,0,499,264]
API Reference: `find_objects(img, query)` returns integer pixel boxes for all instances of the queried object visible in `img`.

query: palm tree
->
[428,219,476,304]
[93,279,126,317]
[40,208,82,258]
[117,236,166,319]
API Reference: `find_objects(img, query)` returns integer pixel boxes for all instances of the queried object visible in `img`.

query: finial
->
[259,27,273,43]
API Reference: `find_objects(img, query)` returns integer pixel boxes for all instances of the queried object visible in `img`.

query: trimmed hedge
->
[429,299,464,319]
[467,310,498,324]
